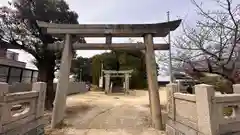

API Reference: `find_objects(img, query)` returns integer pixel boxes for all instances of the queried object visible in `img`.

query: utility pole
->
[167,11,174,83]
[79,69,82,82]
[99,62,104,88]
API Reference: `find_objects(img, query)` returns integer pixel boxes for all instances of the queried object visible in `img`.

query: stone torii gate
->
[37,20,181,129]
[103,70,133,94]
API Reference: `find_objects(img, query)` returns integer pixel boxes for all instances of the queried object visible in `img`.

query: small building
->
[157,76,170,86]
[157,72,194,87]
[0,42,38,84]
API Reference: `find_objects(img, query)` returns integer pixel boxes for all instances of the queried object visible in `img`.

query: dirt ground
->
[45,89,168,135]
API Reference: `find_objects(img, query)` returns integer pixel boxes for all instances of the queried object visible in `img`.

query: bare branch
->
[191,0,237,31]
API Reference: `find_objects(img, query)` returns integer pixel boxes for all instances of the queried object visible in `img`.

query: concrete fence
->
[53,82,88,95]
[8,82,88,94]
[166,83,240,135]
[0,82,46,135]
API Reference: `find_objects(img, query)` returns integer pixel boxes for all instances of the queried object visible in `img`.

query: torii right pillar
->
[144,34,163,129]
[124,73,130,94]
[104,73,111,94]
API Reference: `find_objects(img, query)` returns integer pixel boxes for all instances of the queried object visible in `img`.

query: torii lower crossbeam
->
[48,43,170,50]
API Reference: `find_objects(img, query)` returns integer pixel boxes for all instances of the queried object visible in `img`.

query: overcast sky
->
[0,0,233,69]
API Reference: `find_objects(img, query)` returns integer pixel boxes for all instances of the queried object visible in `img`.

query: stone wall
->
[0,82,46,135]
[8,82,88,95]
[9,83,32,93]
[166,83,240,135]
[53,82,88,95]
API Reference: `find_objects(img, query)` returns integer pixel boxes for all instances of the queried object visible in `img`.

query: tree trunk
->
[38,58,56,110]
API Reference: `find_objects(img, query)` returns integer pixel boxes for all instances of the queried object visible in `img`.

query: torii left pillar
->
[51,34,73,128]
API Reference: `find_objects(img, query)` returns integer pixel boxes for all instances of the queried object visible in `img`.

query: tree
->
[0,0,81,109]
[159,0,239,92]
[71,57,92,82]
[91,50,159,89]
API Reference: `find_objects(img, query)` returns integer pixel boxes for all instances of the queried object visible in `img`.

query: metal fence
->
[0,64,38,84]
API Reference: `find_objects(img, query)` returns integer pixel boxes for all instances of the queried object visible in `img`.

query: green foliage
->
[199,74,233,93]
[223,107,233,116]
[14,0,78,24]
[90,51,158,89]
[71,57,91,82]
[0,0,80,109]
[91,54,102,85]
[0,0,79,73]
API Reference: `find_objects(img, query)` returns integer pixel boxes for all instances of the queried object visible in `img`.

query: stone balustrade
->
[0,82,46,135]
[166,83,240,135]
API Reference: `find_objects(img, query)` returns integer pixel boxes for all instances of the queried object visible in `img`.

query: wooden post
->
[144,33,163,129]
[32,82,47,118]
[51,34,73,128]
[195,84,219,135]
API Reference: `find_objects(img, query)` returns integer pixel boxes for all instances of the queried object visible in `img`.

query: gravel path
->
[45,90,167,135]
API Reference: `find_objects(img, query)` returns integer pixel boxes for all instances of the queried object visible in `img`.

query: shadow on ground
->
[65,104,94,118]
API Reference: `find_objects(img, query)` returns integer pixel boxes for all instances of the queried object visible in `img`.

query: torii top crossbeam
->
[37,20,181,37]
